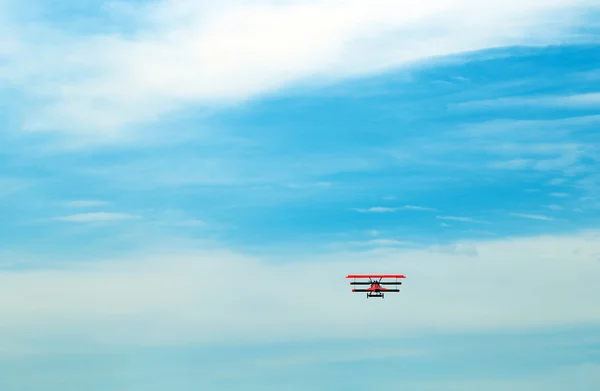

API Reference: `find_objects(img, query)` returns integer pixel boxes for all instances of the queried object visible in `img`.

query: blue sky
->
[1,0,600,390]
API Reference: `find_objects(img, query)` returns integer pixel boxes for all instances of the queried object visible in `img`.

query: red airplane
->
[346,274,406,298]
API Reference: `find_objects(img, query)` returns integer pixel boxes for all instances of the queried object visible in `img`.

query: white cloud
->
[455,92,600,110]
[355,207,399,213]
[396,363,600,391]
[149,209,208,227]
[436,215,481,223]
[1,0,597,138]
[81,152,376,189]
[452,117,593,176]
[0,177,32,198]
[578,68,600,81]
[510,212,555,221]
[254,346,424,369]
[355,205,436,213]
[402,205,437,211]
[490,158,531,169]
[549,178,567,185]
[550,192,570,198]
[487,153,584,173]
[54,212,139,222]
[428,242,479,256]
[65,200,109,208]
[1,229,599,351]
[346,239,415,247]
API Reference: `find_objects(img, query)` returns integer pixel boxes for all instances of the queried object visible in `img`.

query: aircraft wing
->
[346,274,406,279]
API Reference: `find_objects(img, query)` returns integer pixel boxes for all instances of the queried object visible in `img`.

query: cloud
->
[355,207,399,213]
[489,159,532,169]
[355,205,436,213]
[65,200,109,208]
[344,239,415,247]
[1,229,599,352]
[436,215,481,223]
[442,116,597,177]
[488,152,585,172]
[578,68,600,81]
[549,178,567,185]
[1,0,598,138]
[402,205,437,211]
[396,363,600,391]
[377,113,597,192]
[254,346,424,369]
[510,213,555,221]
[428,242,479,256]
[79,151,378,190]
[53,212,139,222]
[0,177,32,198]
[453,92,600,110]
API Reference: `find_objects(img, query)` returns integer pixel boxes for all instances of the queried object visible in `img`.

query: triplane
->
[346,274,406,298]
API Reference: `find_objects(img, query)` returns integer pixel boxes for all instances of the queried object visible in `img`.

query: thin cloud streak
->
[510,213,555,221]
[355,205,437,213]
[436,215,483,223]
[65,200,109,208]
[452,92,600,109]
[53,212,139,222]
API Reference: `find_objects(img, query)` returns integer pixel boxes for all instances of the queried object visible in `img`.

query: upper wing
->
[346,274,406,279]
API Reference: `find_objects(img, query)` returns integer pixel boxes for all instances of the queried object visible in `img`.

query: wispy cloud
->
[354,207,398,213]
[355,205,436,213]
[436,215,481,223]
[454,92,600,110]
[53,212,139,222]
[378,114,598,191]
[0,177,32,198]
[1,0,598,138]
[428,242,479,256]
[549,178,567,185]
[254,346,424,368]
[510,213,555,221]
[489,159,531,170]
[403,205,437,211]
[345,238,415,247]
[65,200,108,208]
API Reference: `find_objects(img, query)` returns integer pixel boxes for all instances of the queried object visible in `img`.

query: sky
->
[1,0,600,390]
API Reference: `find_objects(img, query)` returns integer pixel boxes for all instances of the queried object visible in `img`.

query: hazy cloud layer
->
[1,0,597,137]
[1,230,598,351]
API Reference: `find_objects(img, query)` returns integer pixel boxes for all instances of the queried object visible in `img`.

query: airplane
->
[346,274,405,298]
